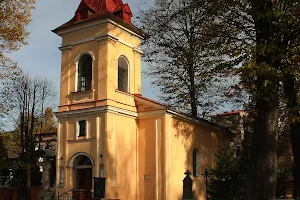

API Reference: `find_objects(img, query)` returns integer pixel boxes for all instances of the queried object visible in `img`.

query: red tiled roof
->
[133,94,165,106]
[54,0,133,31]
[34,131,57,135]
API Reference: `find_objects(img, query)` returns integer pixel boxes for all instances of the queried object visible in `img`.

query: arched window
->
[118,56,129,92]
[77,54,92,91]
[193,148,200,177]
[78,156,92,166]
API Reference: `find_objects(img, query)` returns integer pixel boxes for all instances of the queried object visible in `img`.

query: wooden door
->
[77,168,92,199]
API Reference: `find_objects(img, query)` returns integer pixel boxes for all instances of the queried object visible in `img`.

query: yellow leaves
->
[0,0,34,79]
[0,54,22,79]
[0,0,35,53]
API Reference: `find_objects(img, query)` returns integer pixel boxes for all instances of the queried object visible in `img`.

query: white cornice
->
[55,18,143,40]
[95,34,119,44]
[55,18,108,36]
[55,106,228,134]
[137,110,166,119]
[59,45,72,52]
[55,105,137,118]
[133,47,144,55]
[108,20,144,39]
[58,33,143,54]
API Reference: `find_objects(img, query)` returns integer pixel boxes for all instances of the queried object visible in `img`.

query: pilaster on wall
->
[96,35,110,101]
[105,113,117,198]
[59,46,72,107]
[132,48,142,94]
[155,117,166,200]
[165,116,173,200]
[96,116,100,177]
[56,122,62,186]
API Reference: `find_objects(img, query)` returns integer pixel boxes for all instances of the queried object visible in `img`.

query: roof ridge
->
[53,0,134,32]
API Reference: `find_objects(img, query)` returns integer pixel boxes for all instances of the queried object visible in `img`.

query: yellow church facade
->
[53,1,233,199]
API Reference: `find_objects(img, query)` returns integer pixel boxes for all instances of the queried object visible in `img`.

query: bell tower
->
[53,0,144,113]
[53,1,144,198]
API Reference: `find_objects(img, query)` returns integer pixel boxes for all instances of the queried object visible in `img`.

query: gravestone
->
[37,158,54,200]
[41,160,51,191]
[182,170,193,200]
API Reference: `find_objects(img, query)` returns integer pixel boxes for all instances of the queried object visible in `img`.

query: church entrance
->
[73,155,93,199]
[77,168,92,190]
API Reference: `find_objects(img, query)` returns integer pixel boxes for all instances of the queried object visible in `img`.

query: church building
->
[53,0,233,199]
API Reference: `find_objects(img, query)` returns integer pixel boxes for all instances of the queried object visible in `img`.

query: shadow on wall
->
[103,117,138,200]
[103,126,119,200]
[172,118,223,200]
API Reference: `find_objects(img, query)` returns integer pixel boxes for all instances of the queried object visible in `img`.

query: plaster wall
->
[57,111,139,200]
[165,115,220,200]
[56,113,106,195]
[61,23,108,46]
[104,112,138,199]
[58,22,141,112]
[137,114,226,200]
[137,117,161,200]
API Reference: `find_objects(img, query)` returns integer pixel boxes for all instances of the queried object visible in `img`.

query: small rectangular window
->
[78,120,86,137]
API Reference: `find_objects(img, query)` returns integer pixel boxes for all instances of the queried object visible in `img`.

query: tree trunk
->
[190,89,197,118]
[283,75,300,199]
[291,123,300,198]
[244,1,279,198]
[188,63,197,118]
[244,101,279,200]
[26,164,31,200]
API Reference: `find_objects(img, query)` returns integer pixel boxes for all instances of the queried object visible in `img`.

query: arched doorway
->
[70,154,94,199]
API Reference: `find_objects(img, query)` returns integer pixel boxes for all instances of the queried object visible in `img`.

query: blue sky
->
[9,0,158,109]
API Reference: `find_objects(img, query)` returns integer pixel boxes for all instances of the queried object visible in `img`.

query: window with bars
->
[77,54,92,91]
[78,120,86,137]
[118,56,129,92]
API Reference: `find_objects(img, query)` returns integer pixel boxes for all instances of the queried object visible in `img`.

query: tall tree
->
[241,1,280,199]
[284,78,300,198]
[141,0,300,198]
[0,0,35,54]
[280,5,300,195]
[194,0,300,198]
[140,0,238,118]
[0,73,56,199]
[0,133,8,174]
[41,107,57,133]
[276,122,293,198]
[0,0,35,127]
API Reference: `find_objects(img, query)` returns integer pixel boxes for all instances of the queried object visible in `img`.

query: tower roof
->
[53,0,141,35]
